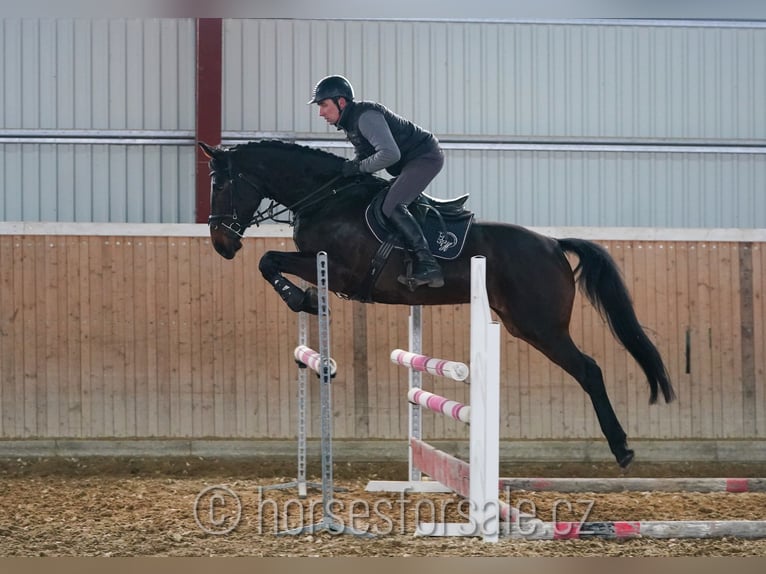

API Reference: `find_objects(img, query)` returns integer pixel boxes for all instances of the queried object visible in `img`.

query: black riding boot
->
[389,204,444,289]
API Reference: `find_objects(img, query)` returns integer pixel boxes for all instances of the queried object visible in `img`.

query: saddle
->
[364,190,473,260]
[352,189,474,301]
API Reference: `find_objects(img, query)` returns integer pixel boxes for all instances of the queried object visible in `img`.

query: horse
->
[198,139,675,469]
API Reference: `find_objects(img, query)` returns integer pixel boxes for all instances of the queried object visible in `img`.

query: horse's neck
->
[265,172,334,207]
[240,146,342,205]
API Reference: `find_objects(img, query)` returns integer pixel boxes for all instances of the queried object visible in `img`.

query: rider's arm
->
[356,110,401,173]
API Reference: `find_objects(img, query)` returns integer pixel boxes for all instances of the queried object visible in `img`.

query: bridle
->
[207,155,254,239]
[208,153,349,239]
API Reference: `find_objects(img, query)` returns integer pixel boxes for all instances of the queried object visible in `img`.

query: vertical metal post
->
[296,305,309,498]
[408,305,423,483]
[316,252,334,527]
[262,282,321,498]
[279,253,372,538]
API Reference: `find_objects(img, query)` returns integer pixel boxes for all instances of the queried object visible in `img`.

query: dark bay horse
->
[198,139,675,469]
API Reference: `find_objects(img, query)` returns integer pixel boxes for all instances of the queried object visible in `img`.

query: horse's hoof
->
[618,449,635,470]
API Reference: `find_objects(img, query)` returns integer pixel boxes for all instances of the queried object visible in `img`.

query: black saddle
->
[364,190,473,261]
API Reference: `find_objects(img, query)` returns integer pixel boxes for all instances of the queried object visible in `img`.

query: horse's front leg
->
[259,250,320,314]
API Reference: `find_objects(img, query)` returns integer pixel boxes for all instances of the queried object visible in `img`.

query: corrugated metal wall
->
[224,20,766,141]
[223,19,766,228]
[0,18,196,222]
[1,18,765,227]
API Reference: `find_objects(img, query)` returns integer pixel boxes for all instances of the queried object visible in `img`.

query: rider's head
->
[308,75,354,126]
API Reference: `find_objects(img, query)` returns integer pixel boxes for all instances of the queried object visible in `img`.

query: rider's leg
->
[382,149,445,288]
[388,203,444,287]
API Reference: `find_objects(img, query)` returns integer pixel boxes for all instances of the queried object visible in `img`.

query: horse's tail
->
[558,237,676,404]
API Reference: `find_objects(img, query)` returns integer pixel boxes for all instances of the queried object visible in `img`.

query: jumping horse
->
[199,139,675,469]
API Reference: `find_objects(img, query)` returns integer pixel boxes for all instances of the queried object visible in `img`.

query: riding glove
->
[341,159,362,177]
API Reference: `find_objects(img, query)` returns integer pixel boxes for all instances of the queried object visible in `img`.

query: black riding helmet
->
[307,75,354,104]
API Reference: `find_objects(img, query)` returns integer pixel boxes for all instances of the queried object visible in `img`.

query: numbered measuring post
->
[279,252,372,538]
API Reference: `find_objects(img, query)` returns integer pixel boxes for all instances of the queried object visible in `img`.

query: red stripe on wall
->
[195,18,223,223]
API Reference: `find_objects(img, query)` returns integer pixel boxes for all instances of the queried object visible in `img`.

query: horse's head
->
[200,139,366,259]
[199,141,264,259]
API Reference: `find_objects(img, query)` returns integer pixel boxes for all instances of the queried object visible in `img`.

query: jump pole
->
[502,476,766,539]
[510,519,766,540]
[279,252,370,538]
[501,477,766,493]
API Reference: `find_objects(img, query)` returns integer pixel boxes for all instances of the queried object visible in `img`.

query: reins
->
[242,171,346,227]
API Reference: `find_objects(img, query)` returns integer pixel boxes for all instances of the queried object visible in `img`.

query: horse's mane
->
[230,139,344,163]
[225,139,389,206]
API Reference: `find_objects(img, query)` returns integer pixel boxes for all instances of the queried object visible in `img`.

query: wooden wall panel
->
[0,232,763,444]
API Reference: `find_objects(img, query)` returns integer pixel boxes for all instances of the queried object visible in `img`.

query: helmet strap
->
[332,97,344,125]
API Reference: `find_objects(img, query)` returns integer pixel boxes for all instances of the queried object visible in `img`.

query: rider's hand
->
[341,160,362,177]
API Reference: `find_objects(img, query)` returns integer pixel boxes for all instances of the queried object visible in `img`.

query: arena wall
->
[0,224,763,462]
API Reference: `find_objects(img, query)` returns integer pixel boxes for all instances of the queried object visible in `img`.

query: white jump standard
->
[369,256,504,542]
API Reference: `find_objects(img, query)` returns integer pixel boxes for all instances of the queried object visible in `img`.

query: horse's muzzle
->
[210,228,243,259]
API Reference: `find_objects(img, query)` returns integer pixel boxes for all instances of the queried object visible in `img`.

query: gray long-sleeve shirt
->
[356,110,401,173]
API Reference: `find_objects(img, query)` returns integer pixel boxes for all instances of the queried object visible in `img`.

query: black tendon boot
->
[388,204,444,289]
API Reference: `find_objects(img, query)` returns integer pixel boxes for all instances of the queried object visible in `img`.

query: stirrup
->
[397,266,444,291]
[397,272,444,291]
[397,251,444,291]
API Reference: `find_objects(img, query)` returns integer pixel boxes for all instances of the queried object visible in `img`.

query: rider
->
[308,74,444,289]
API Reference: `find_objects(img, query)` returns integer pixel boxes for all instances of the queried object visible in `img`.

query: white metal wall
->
[223,19,766,228]
[224,20,766,142]
[442,149,766,227]
[0,18,196,222]
[0,144,193,222]
[1,18,765,226]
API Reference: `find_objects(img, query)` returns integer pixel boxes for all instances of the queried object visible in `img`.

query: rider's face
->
[317,98,345,125]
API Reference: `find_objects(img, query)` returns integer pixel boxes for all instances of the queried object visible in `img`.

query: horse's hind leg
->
[576,351,634,469]
[259,250,319,314]
[512,325,634,469]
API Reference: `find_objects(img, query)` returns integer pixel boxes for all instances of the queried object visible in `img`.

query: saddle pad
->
[364,203,474,261]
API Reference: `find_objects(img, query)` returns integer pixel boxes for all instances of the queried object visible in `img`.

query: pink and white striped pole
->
[294,344,338,377]
[391,349,469,381]
[407,388,471,424]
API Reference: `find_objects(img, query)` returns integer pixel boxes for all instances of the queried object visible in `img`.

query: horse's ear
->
[198,141,223,160]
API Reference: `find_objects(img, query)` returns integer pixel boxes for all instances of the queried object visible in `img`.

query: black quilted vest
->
[337,101,438,175]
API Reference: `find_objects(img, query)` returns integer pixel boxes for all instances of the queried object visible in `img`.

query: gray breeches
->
[381,148,445,217]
